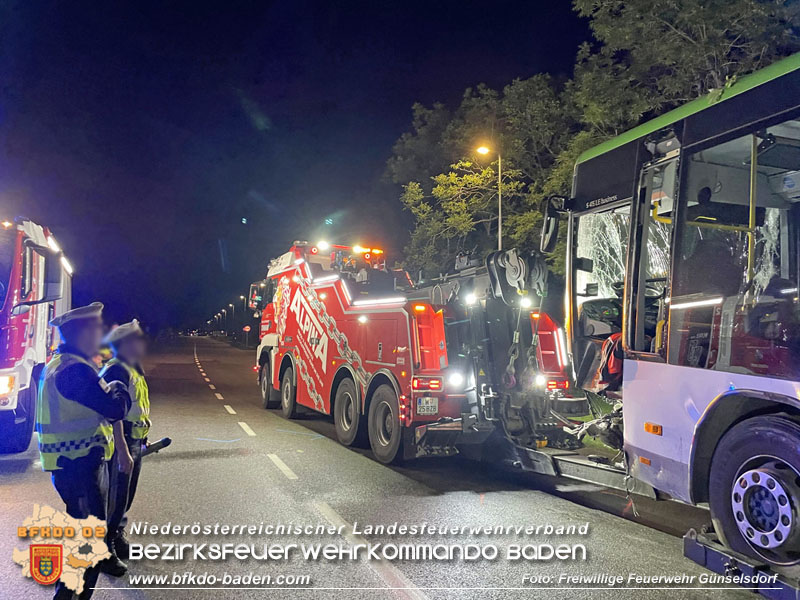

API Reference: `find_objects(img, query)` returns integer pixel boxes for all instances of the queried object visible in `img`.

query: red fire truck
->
[0,218,71,453]
[253,241,492,463]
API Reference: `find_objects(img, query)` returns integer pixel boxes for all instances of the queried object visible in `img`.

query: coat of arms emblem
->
[30,544,62,585]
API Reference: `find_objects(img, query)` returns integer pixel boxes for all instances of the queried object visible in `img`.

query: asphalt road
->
[0,337,756,599]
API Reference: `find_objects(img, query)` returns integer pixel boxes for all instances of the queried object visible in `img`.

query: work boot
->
[99,553,127,577]
[113,531,130,560]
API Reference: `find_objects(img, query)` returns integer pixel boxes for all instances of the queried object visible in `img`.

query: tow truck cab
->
[0,218,70,453]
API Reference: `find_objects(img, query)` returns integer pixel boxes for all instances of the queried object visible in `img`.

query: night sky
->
[0,1,588,329]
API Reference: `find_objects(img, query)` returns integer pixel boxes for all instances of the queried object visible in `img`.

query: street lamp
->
[229,303,235,317]
[476,145,502,251]
[240,295,246,311]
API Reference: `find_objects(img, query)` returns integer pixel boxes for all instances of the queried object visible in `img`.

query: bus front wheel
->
[709,414,800,566]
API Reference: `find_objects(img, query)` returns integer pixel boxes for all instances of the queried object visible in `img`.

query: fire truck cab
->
[254,241,493,463]
[0,218,71,453]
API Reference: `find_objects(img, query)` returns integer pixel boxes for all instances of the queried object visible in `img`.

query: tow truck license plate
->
[416,396,438,415]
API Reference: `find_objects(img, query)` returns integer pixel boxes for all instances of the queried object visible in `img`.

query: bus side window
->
[630,160,674,355]
[669,124,800,378]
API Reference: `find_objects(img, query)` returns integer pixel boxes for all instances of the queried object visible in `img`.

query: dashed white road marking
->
[238,422,257,437]
[224,405,237,415]
[204,377,211,382]
[208,384,216,390]
[267,453,298,480]
[315,501,427,600]
[214,392,224,400]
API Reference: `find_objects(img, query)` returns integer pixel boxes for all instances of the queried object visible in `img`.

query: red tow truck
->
[0,218,71,453]
[252,241,492,463]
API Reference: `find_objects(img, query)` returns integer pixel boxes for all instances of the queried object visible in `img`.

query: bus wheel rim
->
[731,458,799,555]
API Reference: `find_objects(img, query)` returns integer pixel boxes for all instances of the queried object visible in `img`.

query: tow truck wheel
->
[260,362,279,409]
[709,414,800,566]
[334,378,367,447]
[0,385,34,454]
[367,384,402,464]
[280,367,299,419]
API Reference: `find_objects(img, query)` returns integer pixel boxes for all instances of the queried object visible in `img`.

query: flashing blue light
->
[729,384,736,391]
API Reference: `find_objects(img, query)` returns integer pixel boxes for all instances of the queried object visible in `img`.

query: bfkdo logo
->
[30,544,62,585]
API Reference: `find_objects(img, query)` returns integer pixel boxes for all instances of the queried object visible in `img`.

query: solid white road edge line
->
[314,501,428,600]
[224,405,236,415]
[267,453,298,480]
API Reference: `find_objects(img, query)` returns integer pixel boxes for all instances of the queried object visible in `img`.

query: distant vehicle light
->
[353,245,370,254]
[310,246,319,254]
[317,241,330,251]
[60,256,74,275]
[465,293,477,306]
[413,304,426,312]
[363,253,371,260]
[1,221,11,229]
[47,236,61,253]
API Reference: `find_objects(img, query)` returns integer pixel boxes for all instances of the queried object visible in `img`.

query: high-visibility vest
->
[101,358,151,440]
[36,352,114,471]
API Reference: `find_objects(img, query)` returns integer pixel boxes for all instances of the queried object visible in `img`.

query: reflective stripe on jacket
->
[36,353,114,471]
[101,358,151,439]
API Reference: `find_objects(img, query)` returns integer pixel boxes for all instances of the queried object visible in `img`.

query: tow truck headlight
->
[447,372,465,388]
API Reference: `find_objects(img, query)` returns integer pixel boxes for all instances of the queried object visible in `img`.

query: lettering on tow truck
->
[289,288,329,372]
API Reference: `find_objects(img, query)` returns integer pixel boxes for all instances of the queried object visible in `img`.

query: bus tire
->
[709,414,800,566]
[260,362,279,409]
[0,385,35,454]
[280,367,298,419]
[334,378,367,447]
[367,384,403,464]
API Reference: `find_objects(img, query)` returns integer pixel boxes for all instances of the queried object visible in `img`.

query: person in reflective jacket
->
[99,319,151,562]
[36,302,131,600]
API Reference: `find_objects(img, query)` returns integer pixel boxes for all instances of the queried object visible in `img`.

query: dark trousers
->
[50,449,108,600]
[107,436,143,538]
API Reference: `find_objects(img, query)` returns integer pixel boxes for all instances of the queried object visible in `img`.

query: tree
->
[391,0,800,276]
[400,160,524,274]
[573,0,800,134]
